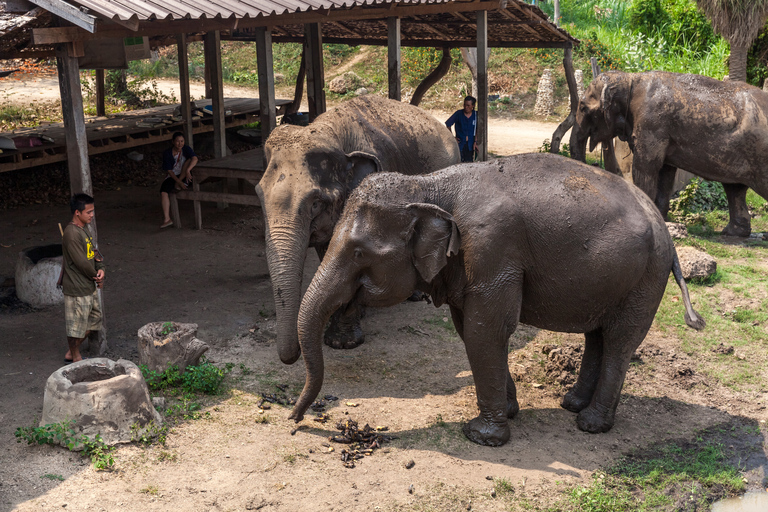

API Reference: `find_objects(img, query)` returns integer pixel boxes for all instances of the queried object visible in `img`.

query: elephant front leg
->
[324,300,365,349]
[722,183,751,237]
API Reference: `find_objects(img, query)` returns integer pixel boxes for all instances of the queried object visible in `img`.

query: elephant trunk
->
[289,260,352,421]
[263,221,311,365]
[570,123,589,163]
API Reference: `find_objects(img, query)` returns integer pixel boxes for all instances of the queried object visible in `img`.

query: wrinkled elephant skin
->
[570,71,768,237]
[289,153,705,446]
[256,95,460,364]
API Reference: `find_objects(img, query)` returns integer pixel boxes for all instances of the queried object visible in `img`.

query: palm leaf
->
[695,0,768,46]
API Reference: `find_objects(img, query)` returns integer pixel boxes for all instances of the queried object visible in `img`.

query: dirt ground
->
[1,79,767,512]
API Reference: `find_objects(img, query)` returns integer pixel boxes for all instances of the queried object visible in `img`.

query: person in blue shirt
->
[445,95,479,162]
[159,132,198,229]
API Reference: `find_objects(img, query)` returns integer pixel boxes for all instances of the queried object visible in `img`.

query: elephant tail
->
[671,250,706,330]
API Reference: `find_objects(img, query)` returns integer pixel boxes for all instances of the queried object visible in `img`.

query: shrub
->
[15,421,115,470]
[669,178,728,216]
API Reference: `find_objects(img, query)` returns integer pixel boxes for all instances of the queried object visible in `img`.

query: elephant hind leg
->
[562,329,603,413]
[324,300,365,349]
[506,368,520,419]
[722,183,751,237]
[655,165,677,220]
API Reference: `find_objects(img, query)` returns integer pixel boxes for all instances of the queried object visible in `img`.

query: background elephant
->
[256,95,460,365]
[570,70,768,237]
[289,153,705,446]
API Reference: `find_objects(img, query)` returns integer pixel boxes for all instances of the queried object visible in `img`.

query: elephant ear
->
[404,203,461,283]
[346,151,383,190]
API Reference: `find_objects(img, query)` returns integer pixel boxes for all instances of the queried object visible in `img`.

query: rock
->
[404,459,415,469]
[354,87,369,96]
[533,69,554,116]
[666,222,688,239]
[329,71,362,94]
[676,246,717,280]
[41,358,163,447]
[137,322,209,374]
[126,151,144,162]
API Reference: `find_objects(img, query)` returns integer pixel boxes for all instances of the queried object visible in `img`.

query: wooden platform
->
[170,148,265,230]
[0,98,290,173]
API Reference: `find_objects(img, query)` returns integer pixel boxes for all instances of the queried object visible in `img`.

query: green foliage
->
[539,138,571,157]
[15,421,115,470]
[159,321,175,335]
[130,420,169,446]
[669,178,728,217]
[748,22,768,86]
[140,359,232,395]
[628,0,671,36]
[401,47,445,88]
[574,33,628,74]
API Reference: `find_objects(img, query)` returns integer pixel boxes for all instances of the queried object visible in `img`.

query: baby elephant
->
[289,153,705,446]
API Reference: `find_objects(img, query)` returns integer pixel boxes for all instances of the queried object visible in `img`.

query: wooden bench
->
[169,148,265,229]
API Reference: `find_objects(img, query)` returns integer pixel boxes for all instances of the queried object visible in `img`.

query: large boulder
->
[15,244,64,307]
[138,322,208,374]
[41,358,162,447]
[676,246,717,280]
[666,222,689,239]
[329,72,362,94]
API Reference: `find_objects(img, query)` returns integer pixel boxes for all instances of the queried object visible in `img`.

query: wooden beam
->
[387,17,401,101]
[305,22,326,121]
[203,33,213,100]
[95,69,105,117]
[256,26,276,162]
[270,36,572,49]
[28,0,96,32]
[331,21,362,38]
[177,33,194,149]
[476,10,488,162]
[410,15,452,39]
[504,2,568,41]
[33,17,237,45]
[55,41,107,354]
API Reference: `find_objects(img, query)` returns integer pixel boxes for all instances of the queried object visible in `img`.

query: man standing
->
[445,95,479,162]
[62,193,105,363]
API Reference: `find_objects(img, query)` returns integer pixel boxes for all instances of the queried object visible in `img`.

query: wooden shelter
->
[0,0,578,352]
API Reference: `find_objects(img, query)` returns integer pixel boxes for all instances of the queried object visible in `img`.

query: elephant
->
[288,153,705,446]
[256,95,460,365]
[570,70,768,237]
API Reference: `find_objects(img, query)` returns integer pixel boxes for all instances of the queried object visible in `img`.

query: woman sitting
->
[160,132,198,229]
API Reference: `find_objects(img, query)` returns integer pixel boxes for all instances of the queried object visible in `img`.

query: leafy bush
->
[628,0,671,37]
[670,178,728,216]
[15,421,115,470]
[140,359,232,395]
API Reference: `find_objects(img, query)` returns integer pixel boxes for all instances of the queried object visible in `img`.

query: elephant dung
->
[676,246,717,280]
[41,358,163,447]
[137,322,208,374]
[665,222,689,239]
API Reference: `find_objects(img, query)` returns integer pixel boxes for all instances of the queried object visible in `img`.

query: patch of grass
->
[493,477,515,497]
[139,485,159,495]
[157,450,178,462]
[130,420,169,446]
[398,414,468,451]
[41,474,64,481]
[424,314,457,335]
[15,421,115,470]
[140,359,233,395]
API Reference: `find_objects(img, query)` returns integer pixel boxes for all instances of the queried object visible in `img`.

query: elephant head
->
[289,186,461,420]
[256,124,382,364]
[570,72,633,162]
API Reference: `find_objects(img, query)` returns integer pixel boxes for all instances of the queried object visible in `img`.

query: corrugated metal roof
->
[71,0,456,22]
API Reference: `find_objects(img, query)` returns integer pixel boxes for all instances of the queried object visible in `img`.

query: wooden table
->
[170,148,265,230]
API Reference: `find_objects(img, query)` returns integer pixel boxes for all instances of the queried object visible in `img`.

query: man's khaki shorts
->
[64,290,102,338]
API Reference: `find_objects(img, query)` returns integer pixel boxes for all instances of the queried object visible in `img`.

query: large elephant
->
[256,95,460,365]
[288,153,706,446]
[570,70,768,237]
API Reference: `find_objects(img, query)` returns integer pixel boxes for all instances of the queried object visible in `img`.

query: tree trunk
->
[729,43,748,83]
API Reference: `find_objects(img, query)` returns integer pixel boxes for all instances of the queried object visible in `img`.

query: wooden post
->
[55,42,107,355]
[387,17,401,101]
[305,23,326,121]
[590,57,601,78]
[256,26,276,163]
[205,30,228,208]
[476,10,488,162]
[203,34,213,99]
[550,45,577,155]
[95,69,105,117]
[177,33,194,149]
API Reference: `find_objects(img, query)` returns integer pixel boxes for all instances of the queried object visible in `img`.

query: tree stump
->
[137,322,209,373]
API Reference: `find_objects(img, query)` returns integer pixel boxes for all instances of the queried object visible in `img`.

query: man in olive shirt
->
[62,193,105,363]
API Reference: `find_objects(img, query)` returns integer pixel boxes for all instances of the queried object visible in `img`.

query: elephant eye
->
[311,200,323,216]
[354,248,363,259]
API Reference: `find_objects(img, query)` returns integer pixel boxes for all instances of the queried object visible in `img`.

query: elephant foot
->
[561,389,591,413]
[462,415,510,446]
[722,220,751,238]
[324,319,364,350]
[575,403,614,433]
[506,399,520,419]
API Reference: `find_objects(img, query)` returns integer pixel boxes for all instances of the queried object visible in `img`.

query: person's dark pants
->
[460,146,475,163]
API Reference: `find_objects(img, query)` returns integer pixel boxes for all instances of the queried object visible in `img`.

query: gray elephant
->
[256,95,460,364]
[570,70,768,237]
[289,153,705,446]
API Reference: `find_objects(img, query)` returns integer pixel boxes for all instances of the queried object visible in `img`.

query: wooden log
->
[476,10,488,162]
[177,33,194,149]
[387,17,401,101]
[95,69,105,117]
[305,23,326,121]
[550,45,577,155]
[410,47,451,106]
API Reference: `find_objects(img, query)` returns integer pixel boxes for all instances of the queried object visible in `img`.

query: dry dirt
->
[0,77,766,512]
